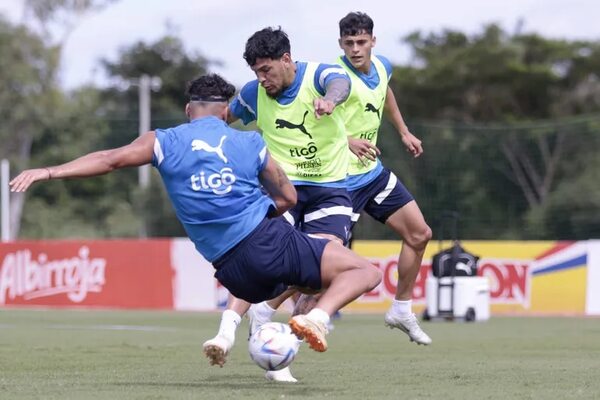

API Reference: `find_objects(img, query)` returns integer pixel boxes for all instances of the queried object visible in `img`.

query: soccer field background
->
[1,309,598,400]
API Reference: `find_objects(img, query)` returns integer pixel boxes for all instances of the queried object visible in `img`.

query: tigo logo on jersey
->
[289,142,318,160]
[190,168,236,195]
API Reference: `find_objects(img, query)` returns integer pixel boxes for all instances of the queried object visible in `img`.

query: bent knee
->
[356,258,382,290]
[368,267,382,290]
[405,224,432,250]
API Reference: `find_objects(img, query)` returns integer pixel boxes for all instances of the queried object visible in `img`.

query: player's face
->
[339,32,376,73]
[251,54,292,98]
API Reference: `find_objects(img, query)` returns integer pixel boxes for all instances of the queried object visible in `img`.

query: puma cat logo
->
[191,135,228,163]
[275,110,312,139]
[364,102,381,119]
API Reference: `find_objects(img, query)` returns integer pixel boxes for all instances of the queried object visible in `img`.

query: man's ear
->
[281,52,292,66]
[185,103,191,119]
[220,105,229,122]
[338,38,343,49]
[372,35,377,48]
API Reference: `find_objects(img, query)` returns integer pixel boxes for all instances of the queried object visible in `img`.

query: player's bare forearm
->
[384,87,423,157]
[259,153,297,216]
[384,87,409,135]
[323,77,350,106]
[9,132,155,192]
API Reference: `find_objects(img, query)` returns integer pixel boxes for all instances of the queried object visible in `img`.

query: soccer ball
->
[248,322,300,371]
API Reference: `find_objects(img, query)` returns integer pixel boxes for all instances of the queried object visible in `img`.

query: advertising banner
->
[346,240,592,315]
[0,240,174,308]
[1,239,597,315]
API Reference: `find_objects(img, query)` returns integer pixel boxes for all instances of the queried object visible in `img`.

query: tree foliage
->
[353,24,600,240]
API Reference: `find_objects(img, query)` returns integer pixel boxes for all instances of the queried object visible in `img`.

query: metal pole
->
[138,74,151,189]
[1,159,10,242]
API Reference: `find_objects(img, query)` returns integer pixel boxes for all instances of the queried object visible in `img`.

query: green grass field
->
[1,309,599,400]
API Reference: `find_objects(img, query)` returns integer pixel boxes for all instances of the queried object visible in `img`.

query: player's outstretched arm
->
[384,87,423,158]
[10,131,156,193]
[314,77,350,119]
[259,152,297,216]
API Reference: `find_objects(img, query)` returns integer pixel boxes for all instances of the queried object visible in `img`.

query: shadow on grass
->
[112,373,335,395]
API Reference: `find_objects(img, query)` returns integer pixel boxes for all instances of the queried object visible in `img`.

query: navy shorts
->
[212,217,328,303]
[349,168,414,227]
[282,185,352,244]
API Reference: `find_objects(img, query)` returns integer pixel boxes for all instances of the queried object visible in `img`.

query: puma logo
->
[364,102,381,119]
[191,136,228,163]
[275,110,312,139]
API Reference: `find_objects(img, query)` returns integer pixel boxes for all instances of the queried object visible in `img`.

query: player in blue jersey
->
[203,27,358,381]
[9,73,381,361]
[337,12,432,345]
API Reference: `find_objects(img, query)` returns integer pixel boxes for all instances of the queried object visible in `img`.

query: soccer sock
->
[218,309,241,342]
[306,308,331,328]
[391,299,412,316]
[254,301,277,323]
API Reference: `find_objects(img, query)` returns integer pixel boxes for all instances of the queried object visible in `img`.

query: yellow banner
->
[347,240,588,315]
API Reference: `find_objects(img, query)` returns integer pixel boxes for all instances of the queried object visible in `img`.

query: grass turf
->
[1,309,599,399]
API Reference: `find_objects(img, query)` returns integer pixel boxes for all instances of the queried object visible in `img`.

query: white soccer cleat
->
[202,334,234,367]
[384,312,432,345]
[265,366,298,383]
[289,315,329,352]
[247,304,271,338]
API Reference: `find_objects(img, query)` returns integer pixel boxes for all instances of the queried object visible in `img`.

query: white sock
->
[306,308,331,327]
[254,301,277,323]
[391,299,412,316]
[218,309,241,342]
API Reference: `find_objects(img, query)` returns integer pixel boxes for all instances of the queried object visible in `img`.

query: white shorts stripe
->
[304,206,353,223]
[282,211,295,225]
[351,212,361,222]
[374,172,398,205]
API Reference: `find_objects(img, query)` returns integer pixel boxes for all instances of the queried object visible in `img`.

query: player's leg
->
[202,294,251,367]
[360,168,432,344]
[290,240,381,352]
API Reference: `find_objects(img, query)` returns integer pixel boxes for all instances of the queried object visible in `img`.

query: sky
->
[1,0,600,90]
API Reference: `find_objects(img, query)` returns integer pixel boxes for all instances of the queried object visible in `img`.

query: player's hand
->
[401,130,423,158]
[9,168,51,192]
[313,98,336,119]
[348,138,380,166]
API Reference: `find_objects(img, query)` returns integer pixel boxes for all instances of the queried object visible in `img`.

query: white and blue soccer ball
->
[248,322,300,371]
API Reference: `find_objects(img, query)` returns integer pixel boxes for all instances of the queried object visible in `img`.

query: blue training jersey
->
[342,54,393,191]
[151,116,274,262]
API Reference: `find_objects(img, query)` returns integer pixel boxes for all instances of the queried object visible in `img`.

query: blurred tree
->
[0,16,60,238]
[2,0,117,239]
[97,35,213,237]
[357,24,600,240]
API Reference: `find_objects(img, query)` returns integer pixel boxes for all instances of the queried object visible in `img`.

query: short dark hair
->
[186,73,236,102]
[339,12,374,37]
[243,27,291,67]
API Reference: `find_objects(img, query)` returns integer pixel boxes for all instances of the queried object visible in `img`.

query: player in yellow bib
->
[338,12,433,345]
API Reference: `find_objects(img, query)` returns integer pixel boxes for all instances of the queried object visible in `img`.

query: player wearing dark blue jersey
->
[9,74,381,363]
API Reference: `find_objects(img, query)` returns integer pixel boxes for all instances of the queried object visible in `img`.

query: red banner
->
[0,240,174,308]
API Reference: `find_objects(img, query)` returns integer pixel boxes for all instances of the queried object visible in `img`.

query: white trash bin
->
[424,276,490,321]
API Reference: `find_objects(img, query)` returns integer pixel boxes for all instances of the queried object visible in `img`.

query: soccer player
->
[202,27,356,381]
[337,12,432,345]
[9,73,381,360]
